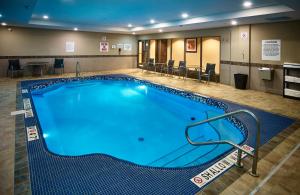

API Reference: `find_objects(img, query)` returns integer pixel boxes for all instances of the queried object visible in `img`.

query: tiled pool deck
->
[1,68,300,194]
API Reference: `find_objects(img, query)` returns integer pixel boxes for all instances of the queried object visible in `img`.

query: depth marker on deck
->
[23,98,32,109]
[26,126,39,141]
[191,145,254,189]
[21,89,28,93]
[11,110,26,116]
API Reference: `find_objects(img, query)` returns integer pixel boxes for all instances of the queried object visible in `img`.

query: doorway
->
[155,39,168,63]
[138,40,150,65]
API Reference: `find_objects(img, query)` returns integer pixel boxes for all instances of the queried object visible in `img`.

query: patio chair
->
[7,59,24,78]
[142,58,155,72]
[200,63,215,84]
[53,58,64,74]
[161,60,174,75]
[173,61,187,78]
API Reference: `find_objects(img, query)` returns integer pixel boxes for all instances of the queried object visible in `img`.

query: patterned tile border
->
[0,55,137,59]
[221,60,283,69]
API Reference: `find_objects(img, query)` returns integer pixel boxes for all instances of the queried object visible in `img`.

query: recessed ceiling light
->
[158,29,163,32]
[181,13,189,19]
[132,32,136,35]
[128,24,132,28]
[74,27,78,31]
[1,22,7,26]
[231,20,238,25]
[150,19,155,24]
[43,15,49,19]
[243,1,252,8]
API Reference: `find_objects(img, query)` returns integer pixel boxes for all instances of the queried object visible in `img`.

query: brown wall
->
[249,21,300,94]
[202,37,220,74]
[0,27,138,76]
[251,22,300,65]
[138,20,300,95]
[172,39,185,66]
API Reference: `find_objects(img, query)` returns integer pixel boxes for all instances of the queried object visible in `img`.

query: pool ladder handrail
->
[185,109,260,177]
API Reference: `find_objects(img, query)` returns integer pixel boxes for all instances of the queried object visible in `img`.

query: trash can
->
[234,74,248,89]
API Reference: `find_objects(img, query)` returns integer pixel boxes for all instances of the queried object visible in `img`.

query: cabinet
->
[283,63,300,99]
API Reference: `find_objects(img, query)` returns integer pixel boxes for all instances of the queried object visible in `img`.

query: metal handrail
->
[185,109,260,176]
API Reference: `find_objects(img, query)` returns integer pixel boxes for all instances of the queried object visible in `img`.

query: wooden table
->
[155,63,167,73]
[26,61,49,76]
[188,65,202,81]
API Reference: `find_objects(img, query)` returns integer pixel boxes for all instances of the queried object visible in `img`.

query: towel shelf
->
[283,62,300,99]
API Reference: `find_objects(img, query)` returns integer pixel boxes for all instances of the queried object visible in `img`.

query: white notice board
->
[262,40,281,61]
[65,41,75,52]
[124,44,132,51]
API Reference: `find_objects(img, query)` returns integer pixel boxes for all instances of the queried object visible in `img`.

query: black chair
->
[142,58,155,72]
[200,63,216,84]
[161,60,174,75]
[7,59,24,78]
[53,58,64,74]
[173,61,187,78]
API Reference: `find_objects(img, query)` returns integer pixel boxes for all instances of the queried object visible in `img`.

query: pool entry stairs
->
[148,111,222,168]
[185,109,261,176]
[149,109,260,177]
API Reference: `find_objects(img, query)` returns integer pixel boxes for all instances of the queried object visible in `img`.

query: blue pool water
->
[31,79,245,168]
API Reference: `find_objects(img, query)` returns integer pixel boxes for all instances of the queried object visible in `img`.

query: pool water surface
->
[31,79,246,168]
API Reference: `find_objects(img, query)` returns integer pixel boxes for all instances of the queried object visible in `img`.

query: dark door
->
[160,39,168,63]
[155,40,168,63]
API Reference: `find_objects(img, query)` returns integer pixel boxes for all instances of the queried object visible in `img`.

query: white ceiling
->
[0,0,300,34]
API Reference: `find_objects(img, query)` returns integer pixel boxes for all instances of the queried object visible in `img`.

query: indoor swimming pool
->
[31,78,246,168]
[19,75,294,194]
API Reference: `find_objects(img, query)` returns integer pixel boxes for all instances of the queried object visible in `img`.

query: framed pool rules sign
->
[262,39,281,61]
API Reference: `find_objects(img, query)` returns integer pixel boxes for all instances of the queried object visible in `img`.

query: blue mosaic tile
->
[20,74,295,194]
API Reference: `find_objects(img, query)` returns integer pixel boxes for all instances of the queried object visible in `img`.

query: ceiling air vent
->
[265,16,291,21]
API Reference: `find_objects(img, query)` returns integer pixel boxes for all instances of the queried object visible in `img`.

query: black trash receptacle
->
[234,74,248,89]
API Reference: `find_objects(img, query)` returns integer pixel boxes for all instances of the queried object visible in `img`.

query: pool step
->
[148,111,228,168]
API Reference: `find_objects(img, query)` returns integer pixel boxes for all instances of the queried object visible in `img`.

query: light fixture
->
[181,13,189,19]
[1,22,7,26]
[150,19,155,24]
[128,24,132,27]
[132,32,136,35]
[231,20,238,25]
[158,29,163,32]
[0,14,2,18]
[43,15,49,19]
[243,1,252,8]
[74,27,78,31]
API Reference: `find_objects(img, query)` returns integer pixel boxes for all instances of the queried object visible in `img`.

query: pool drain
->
[190,117,196,121]
[138,137,144,142]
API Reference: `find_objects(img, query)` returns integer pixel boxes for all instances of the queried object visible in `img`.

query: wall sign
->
[117,44,124,49]
[262,40,281,61]
[65,41,75,52]
[124,44,132,51]
[100,42,109,52]
[241,32,248,40]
